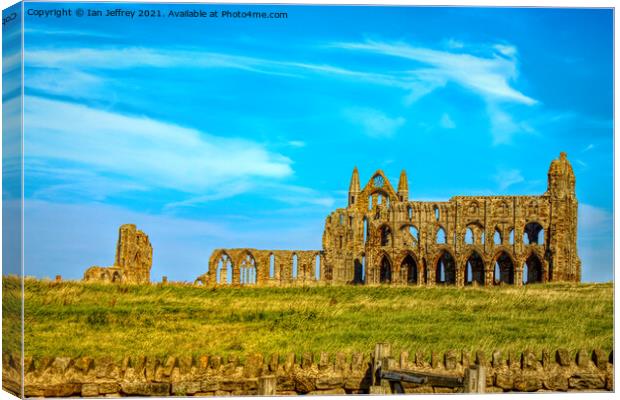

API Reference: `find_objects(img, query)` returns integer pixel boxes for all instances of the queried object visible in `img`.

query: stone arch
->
[523,221,545,245]
[435,225,447,244]
[463,250,485,286]
[214,251,233,284]
[269,253,276,279]
[465,222,485,245]
[111,271,122,283]
[353,253,365,284]
[523,252,544,284]
[435,250,456,285]
[379,253,392,283]
[492,251,515,285]
[464,227,474,244]
[314,253,321,281]
[400,253,418,285]
[399,223,419,247]
[493,227,502,245]
[292,253,299,280]
[379,224,392,247]
[238,251,257,285]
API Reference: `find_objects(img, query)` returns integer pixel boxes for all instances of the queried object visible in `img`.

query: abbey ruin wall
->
[202,153,580,287]
[83,224,153,284]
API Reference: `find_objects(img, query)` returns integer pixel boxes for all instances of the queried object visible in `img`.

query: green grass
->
[10,276,614,360]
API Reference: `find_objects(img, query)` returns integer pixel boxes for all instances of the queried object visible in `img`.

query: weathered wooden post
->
[369,343,392,394]
[463,364,486,393]
[258,375,277,395]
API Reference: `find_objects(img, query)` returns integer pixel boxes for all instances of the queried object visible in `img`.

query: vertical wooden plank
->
[258,375,277,395]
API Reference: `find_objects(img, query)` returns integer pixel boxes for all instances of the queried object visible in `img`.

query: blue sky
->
[13,3,613,282]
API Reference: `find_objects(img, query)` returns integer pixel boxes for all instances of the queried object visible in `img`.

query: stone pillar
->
[220,265,227,285]
[515,267,523,287]
[484,267,494,286]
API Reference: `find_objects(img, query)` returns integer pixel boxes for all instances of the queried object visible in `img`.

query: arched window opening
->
[464,252,485,286]
[362,256,366,284]
[349,216,353,226]
[216,253,233,284]
[269,254,275,279]
[465,228,474,244]
[240,253,256,285]
[436,227,447,244]
[409,226,419,244]
[481,231,486,245]
[378,194,383,205]
[381,226,392,246]
[522,264,528,285]
[380,256,392,283]
[434,205,440,220]
[408,206,413,220]
[524,254,543,284]
[494,263,501,284]
[339,214,344,225]
[524,222,544,245]
[494,229,502,245]
[368,195,373,210]
[292,254,298,279]
[435,251,456,285]
[402,255,418,284]
[363,218,368,244]
[509,229,514,244]
[112,272,121,283]
[315,255,321,280]
[354,258,364,284]
[495,252,514,285]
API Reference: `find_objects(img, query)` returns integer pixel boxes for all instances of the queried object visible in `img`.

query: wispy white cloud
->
[331,39,538,144]
[486,103,535,145]
[344,107,406,138]
[332,40,536,105]
[493,168,524,190]
[163,181,335,212]
[439,113,456,129]
[24,96,293,198]
[583,143,596,152]
[287,140,306,148]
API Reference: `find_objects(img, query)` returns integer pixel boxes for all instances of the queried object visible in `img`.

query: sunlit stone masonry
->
[198,152,580,287]
[83,224,153,284]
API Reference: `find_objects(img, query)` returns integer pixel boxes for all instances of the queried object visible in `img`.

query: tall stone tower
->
[546,152,580,281]
[115,224,153,283]
[397,169,409,202]
[348,167,361,206]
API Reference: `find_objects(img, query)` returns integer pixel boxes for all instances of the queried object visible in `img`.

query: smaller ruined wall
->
[4,348,612,397]
[83,224,153,284]
[200,248,324,286]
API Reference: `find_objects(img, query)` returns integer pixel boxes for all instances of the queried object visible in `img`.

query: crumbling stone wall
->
[196,249,323,286]
[83,224,153,284]
[204,153,580,286]
[3,347,612,397]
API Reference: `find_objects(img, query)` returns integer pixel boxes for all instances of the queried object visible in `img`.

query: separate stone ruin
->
[83,224,153,284]
[200,152,580,287]
[3,347,612,397]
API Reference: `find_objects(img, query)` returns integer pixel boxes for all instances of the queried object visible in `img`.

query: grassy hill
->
[6,276,613,359]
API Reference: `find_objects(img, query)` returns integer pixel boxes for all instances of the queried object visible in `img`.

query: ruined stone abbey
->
[197,152,580,287]
[83,224,153,284]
